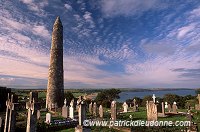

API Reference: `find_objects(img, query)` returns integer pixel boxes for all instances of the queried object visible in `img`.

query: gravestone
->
[75,99,91,132]
[89,102,93,114]
[78,100,86,126]
[62,99,69,118]
[26,92,40,132]
[164,102,168,109]
[93,102,97,117]
[4,94,18,132]
[146,101,157,121]
[195,94,200,110]
[99,105,103,118]
[122,102,128,113]
[69,99,74,119]
[168,104,172,112]
[76,96,83,111]
[0,117,2,130]
[157,103,162,113]
[172,102,177,113]
[37,110,40,120]
[133,99,138,112]
[45,113,51,124]
[152,94,156,103]
[111,101,117,121]
[54,103,58,112]
[158,102,165,117]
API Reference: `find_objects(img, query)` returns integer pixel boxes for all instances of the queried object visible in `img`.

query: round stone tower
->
[46,16,64,110]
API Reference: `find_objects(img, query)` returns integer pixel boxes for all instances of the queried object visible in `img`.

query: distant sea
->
[118,89,196,102]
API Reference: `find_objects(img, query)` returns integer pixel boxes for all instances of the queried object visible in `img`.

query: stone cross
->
[111,101,117,121]
[197,94,200,105]
[122,102,128,113]
[62,99,69,118]
[45,113,51,124]
[99,105,103,118]
[146,101,157,121]
[89,102,93,114]
[69,99,74,119]
[93,102,97,117]
[152,94,156,103]
[26,92,40,132]
[76,96,83,111]
[4,94,17,132]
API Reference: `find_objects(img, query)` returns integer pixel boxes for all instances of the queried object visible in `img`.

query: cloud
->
[100,0,165,17]
[32,25,51,39]
[190,6,200,17]
[177,24,196,39]
[64,3,72,11]
[172,68,200,78]
[19,0,48,15]
[141,40,177,57]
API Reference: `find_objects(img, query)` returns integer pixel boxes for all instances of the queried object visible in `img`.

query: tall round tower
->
[46,16,64,110]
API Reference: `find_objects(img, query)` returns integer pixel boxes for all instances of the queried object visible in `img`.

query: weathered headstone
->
[0,117,2,129]
[152,94,156,103]
[89,102,93,114]
[78,101,86,126]
[37,110,40,120]
[4,94,17,132]
[75,99,91,132]
[45,113,51,124]
[197,94,200,105]
[122,102,128,113]
[111,101,117,121]
[172,102,177,113]
[157,103,162,113]
[195,94,200,110]
[99,105,103,118]
[158,102,165,117]
[62,99,69,118]
[26,92,40,132]
[133,99,138,112]
[93,102,97,117]
[146,101,157,121]
[69,99,74,119]
[168,104,172,112]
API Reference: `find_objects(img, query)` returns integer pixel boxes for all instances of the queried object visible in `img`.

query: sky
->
[0,0,200,89]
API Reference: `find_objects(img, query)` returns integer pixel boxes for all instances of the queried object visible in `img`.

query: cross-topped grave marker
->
[26,92,40,132]
[4,94,18,132]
